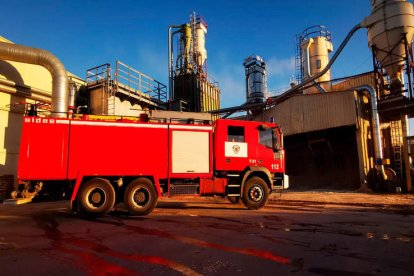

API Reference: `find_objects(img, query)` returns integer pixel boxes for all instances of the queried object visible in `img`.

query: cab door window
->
[228,126,245,142]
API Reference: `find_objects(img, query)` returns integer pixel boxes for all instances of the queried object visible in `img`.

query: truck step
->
[170,184,199,195]
[271,185,283,192]
[226,194,241,197]
[227,184,241,188]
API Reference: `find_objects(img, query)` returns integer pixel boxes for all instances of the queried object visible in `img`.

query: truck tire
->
[241,176,269,210]
[78,178,115,216]
[124,178,157,216]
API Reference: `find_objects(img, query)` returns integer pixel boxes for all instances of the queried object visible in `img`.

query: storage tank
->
[361,0,414,93]
[243,55,267,103]
[300,26,333,94]
[195,18,208,71]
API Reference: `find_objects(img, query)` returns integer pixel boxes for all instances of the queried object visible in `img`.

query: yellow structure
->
[300,26,333,94]
[0,36,83,192]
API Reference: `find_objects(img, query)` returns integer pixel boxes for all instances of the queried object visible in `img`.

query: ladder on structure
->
[390,120,403,177]
[106,80,116,116]
[294,34,304,84]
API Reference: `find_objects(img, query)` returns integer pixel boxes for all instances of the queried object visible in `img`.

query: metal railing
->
[115,61,167,102]
[300,25,332,42]
[86,63,111,82]
[86,62,167,103]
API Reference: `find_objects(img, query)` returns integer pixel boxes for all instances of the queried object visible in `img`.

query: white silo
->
[300,26,333,94]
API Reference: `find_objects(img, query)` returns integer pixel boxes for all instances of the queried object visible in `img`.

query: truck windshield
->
[259,128,274,148]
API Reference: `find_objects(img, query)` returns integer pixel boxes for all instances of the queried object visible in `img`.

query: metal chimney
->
[243,55,267,103]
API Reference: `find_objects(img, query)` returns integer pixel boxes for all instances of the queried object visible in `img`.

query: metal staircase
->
[390,120,403,177]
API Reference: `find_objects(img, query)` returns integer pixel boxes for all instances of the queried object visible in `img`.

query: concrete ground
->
[0,192,413,275]
[278,190,414,207]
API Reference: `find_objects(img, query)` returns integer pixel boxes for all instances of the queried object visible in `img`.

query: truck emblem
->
[232,145,240,154]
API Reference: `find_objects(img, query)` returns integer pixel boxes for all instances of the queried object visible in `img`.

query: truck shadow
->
[156,200,247,211]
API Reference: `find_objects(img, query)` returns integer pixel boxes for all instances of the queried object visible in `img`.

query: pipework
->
[0,41,68,118]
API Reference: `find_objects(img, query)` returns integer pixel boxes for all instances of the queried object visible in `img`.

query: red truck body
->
[17,115,287,216]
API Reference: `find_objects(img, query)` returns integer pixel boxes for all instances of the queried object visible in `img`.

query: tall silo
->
[299,25,333,94]
[361,0,414,95]
[243,55,267,103]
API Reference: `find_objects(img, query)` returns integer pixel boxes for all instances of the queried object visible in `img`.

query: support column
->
[402,115,412,192]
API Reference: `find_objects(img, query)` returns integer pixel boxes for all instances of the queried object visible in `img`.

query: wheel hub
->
[133,188,150,207]
[87,188,106,208]
[249,185,264,202]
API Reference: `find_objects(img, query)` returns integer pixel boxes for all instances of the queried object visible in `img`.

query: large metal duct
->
[0,41,68,118]
[356,85,387,181]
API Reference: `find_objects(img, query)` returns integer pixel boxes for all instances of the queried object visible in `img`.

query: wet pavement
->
[0,193,413,275]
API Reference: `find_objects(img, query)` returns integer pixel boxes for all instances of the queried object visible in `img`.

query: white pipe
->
[0,41,68,118]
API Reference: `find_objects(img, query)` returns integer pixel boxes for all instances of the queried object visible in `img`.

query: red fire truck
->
[16,113,288,216]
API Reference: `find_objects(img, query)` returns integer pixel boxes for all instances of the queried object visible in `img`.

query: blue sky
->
[0,0,392,108]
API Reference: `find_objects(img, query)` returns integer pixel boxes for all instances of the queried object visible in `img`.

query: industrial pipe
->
[168,25,183,101]
[356,85,387,181]
[68,82,77,117]
[0,78,52,103]
[0,41,69,118]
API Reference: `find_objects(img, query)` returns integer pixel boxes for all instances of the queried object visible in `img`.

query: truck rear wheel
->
[78,178,115,216]
[241,177,269,210]
[124,178,157,216]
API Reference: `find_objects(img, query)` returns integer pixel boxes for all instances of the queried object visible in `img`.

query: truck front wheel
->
[78,178,115,216]
[124,178,157,216]
[241,177,269,210]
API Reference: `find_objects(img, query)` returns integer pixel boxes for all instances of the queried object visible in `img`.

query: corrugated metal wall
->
[331,73,375,92]
[174,73,220,114]
[255,91,358,136]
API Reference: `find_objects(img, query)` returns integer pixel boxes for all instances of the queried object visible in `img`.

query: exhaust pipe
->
[168,25,185,101]
[0,41,68,118]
